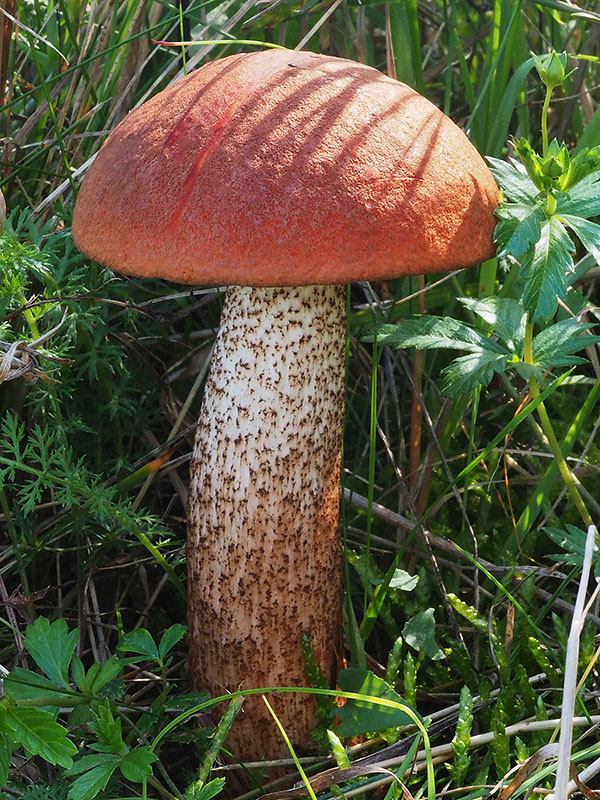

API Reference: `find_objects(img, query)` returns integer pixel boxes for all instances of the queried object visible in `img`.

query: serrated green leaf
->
[185,777,226,800]
[495,200,546,260]
[374,317,504,354]
[521,216,574,322]
[67,754,120,800]
[403,609,445,661]
[442,350,509,396]
[6,706,77,767]
[118,629,159,661]
[460,297,527,353]
[89,700,124,752]
[556,173,600,217]
[335,668,414,737]
[158,624,186,661]
[560,213,600,264]
[67,752,121,776]
[534,318,600,369]
[119,746,157,782]
[4,668,80,707]
[487,157,539,203]
[23,617,78,687]
[544,524,600,571]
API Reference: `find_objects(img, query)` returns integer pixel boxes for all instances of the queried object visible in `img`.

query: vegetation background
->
[2,0,600,798]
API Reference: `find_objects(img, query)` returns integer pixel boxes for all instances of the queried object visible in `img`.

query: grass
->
[2,0,600,798]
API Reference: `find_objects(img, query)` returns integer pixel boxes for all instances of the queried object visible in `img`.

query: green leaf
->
[374,316,504,354]
[442,350,509,396]
[562,148,600,192]
[487,157,539,204]
[158,624,186,661]
[185,777,226,800]
[521,216,574,322]
[4,668,80,707]
[460,297,527,353]
[23,617,78,687]
[118,629,159,661]
[119,746,157,782]
[5,706,77,767]
[556,172,600,217]
[335,668,414,737]
[70,655,89,693]
[403,609,445,661]
[67,754,120,800]
[559,213,600,264]
[0,734,13,787]
[534,318,600,369]
[89,700,124,752]
[388,569,419,591]
[372,312,515,396]
[90,656,123,694]
[494,199,546,260]
[544,524,600,577]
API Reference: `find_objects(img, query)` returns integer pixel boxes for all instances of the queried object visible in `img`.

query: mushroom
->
[72,48,499,760]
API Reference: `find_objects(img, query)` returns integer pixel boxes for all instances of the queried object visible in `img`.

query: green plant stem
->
[523,321,593,528]
[147,775,181,800]
[541,83,553,155]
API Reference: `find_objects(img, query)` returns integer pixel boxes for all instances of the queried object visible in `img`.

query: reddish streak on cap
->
[72,49,500,287]
[165,54,290,232]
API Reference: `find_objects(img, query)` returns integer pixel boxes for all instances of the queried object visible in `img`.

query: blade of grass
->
[263,696,319,800]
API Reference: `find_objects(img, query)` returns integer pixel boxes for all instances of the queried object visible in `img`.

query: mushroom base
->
[187,284,346,761]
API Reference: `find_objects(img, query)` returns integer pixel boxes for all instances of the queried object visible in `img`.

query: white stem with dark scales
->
[187,284,346,760]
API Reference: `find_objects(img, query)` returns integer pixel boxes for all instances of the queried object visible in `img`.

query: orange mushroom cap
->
[72,49,499,286]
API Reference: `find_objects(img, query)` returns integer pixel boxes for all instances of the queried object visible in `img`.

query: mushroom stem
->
[187,284,346,759]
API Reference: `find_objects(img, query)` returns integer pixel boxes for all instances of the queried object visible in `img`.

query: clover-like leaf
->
[23,617,78,688]
[67,753,120,800]
[158,624,187,661]
[119,746,157,782]
[118,628,159,661]
[185,777,226,800]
